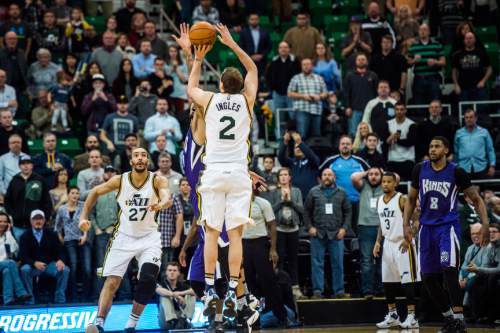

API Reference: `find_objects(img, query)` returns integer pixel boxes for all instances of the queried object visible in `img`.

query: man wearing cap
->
[100,95,139,156]
[81,74,117,133]
[5,155,52,240]
[74,135,111,174]
[19,209,69,305]
[0,134,29,198]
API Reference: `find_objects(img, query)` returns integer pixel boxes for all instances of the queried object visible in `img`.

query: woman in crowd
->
[353,121,372,153]
[313,42,341,94]
[105,15,117,35]
[128,12,146,48]
[166,45,188,124]
[177,178,194,245]
[50,168,69,215]
[269,167,305,299]
[55,186,91,302]
[116,33,136,60]
[452,21,485,53]
[112,58,139,101]
[393,5,419,54]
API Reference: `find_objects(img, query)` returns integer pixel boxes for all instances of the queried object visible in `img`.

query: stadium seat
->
[270,31,282,44]
[476,26,497,43]
[324,15,349,34]
[58,138,82,157]
[27,139,43,155]
[339,0,361,16]
[85,16,105,34]
[259,15,274,31]
[484,43,499,72]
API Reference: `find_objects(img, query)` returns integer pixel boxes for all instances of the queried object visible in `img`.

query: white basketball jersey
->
[204,93,252,166]
[116,171,159,237]
[377,192,404,242]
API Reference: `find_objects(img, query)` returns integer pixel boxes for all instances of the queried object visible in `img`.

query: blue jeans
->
[260,305,296,328]
[272,91,294,138]
[12,227,28,242]
[412,75,441,105]
[460,87,488,115]
[20,262,70,304]
[0,259,29,304]
[296,111,321,140]
[358,225,383,295]
[65,240,92,301]
[348,110,363,138]
[310,236,344,295]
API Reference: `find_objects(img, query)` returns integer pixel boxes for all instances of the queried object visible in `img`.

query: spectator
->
[408,23,445,105]
[385,102,417,180]
[127,12,147,48]
[156,262,196,330]
[305,168,351,299]
[268,167,304,299]
[0,109,28,155]
[238,13,272,76]
[393,5,419,53]
[90,31,123,86]
[177,178,194,232]
[320,135,370,232]
[452,32,492,102]
[362,80,396,140]
[416,100,455,161]
[100,95,139,155]
[489,196,500,223]
[0,32,28,93]
[75,61,103,103]
[116,133,138,173]
[33,10,66,63]
[148,57,174,99]
[132,40,156,79]
[192,0,220,25]
[30,89,52,138]
[283,12,323,60]
[54,186,91,302]
[343,53,379,137]
[362,2,396,55]
[278,131,320,198]
[351,168,384,298]
[33,132,73,187]
[49,0,71,28]
[370,35,408,93]
[313,42,341,94]
[220,0,246,32]
[114,0,145,34]
[0,3,32,57]
[112,58,139,102]
[454,108,496,179]
[265,41,300,135]
[151,134,181,172]
[27,48,61,99]
[64,7,93,56]
[156,152,183,195]
[104,16,118,35]
[49,168,69,214]
[158,192,183,267]
[386,0,425,18]
[19,209,69,305]
[0,134,29,197]
[459,223,488,311]
[143,21,168,60]
[257,155,278,192]
[353,122,372,153]
[287,58,328,139]
[73,135,111,173]
[81,74,117,133]
[77,149,104,200]
[357,133,385,168]
[48,72,74,132]
[0,69,17,116]
[129,80,158,130]
[451,21,485,54]
[437,0,464,45]
[467,223,500,323]
[144,98,182,154]
[165,45,188,119]
[115,33,136,60]
[341,16,373,70]
[0,212,31,305]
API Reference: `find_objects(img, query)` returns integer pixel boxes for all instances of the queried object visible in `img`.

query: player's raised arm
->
[187,44,214,110]
[215,23,258,108]
[79,175,121,231]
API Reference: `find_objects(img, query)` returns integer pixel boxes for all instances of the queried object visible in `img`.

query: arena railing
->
[458,100,500,126]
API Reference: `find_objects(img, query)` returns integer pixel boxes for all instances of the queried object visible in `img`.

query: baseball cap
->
[92,73,106,82]
[104,165,116,173]
[19,155,32,165]
[30,209,45,219]
[117,95,129,104]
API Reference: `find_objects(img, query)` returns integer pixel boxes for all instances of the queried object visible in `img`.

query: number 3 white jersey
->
[116,171,160,237]
[377,192,404,243]
[204,93,252,166]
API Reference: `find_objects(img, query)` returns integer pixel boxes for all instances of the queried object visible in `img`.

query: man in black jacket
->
[19,209,69,305]
[0,31,28,93]
[5,156,52,240]
[0,108,29,155]
[239,13,272,78]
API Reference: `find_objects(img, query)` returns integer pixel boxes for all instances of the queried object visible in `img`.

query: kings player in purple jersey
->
[403,136,489,333]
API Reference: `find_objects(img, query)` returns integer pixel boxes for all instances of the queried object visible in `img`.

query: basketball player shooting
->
[187,23,258,318]
[79,148,172,333]
[403,136,489,333]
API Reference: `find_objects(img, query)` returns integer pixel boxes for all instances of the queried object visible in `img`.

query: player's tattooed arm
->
[463,186,490,246]
[402,187,418,244]
[149,175,173,211]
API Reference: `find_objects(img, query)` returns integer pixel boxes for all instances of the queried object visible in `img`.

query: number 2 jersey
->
[412,160,471,226]
[116,171,160,237]
[204,93,252,166]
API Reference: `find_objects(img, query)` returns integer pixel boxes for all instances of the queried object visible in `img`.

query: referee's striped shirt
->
[408,38,444,76]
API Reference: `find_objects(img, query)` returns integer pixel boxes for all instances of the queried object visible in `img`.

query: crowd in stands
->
[0,0,499,327]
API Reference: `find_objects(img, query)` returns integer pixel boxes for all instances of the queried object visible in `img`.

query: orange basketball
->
[189,21,217,46]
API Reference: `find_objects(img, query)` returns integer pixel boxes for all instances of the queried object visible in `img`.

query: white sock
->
[125,313,140,328]
[237,296,247,310]
[453,312,464,320]
[95,317,105,327]
[442,309,453,318]
[215,313,223,322]
[389,307,397,315]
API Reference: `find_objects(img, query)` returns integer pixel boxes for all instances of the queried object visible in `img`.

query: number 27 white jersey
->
[204,93,252,166]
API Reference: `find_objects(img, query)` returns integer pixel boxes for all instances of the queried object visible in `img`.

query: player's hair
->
[166,261,181,270]
[383,171,397,180]
[67,185,80,193]
[490,223,500,232]
[220,67,243,94]
[431,136,450,148]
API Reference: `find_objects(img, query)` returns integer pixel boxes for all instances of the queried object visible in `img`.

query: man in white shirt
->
[144,98,182,155]
[0,70,17,116]
[0,134,28,198]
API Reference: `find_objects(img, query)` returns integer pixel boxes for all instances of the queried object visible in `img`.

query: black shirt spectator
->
[0,32,28,92]
[370,35,408,92]
[147,58,174,99]
[357,133,386,168]
[0,109,28,155]
[0,4,32,57]
[34,10,66,62]
[114,0,146,34]
[19,223,65,267]
[239,14,272,76]
[362,2,396,55]
[266,43,301,96]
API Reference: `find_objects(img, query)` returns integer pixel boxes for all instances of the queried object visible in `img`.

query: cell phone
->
[397,130,402,135]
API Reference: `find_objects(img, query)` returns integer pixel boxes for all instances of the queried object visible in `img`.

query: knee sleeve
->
[443,267,462,309]
[134,263,160,305]
[383,283,399,304]
[422,273,450,312]
[403,283,416,306]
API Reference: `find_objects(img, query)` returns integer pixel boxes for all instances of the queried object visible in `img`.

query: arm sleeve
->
[143,118,162,142]
[410,162,423,190]
[485,131,496,166]
[277,140,292,167]
[298,142,320,168]
[455,167,472,190]
[291,189,304,215]
[173,119,183,142]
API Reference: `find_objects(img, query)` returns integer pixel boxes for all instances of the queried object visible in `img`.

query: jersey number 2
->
[219,116,235,140]
[130,208,147,222]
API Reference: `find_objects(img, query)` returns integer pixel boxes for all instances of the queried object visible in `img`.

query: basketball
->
[189,21,216,46]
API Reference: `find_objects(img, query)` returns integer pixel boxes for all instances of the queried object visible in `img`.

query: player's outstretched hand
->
[215,23,236,48]
[173,23,191,53]
[249,171,267,192]
[372,242,381,257]
[79,219,91,232]
[193,44,211,61]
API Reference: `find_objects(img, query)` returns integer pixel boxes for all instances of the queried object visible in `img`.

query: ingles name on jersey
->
[126,193,150,207]
[215,101,241,112]
[421,179,451,197]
